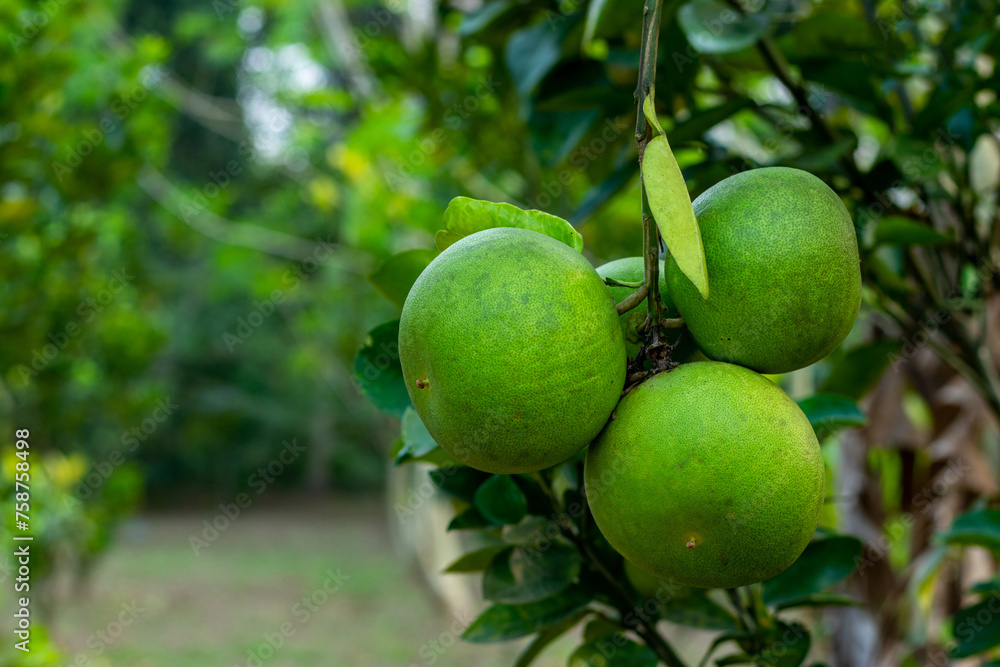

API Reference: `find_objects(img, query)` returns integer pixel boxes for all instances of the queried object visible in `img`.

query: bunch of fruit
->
[399,166,861,589]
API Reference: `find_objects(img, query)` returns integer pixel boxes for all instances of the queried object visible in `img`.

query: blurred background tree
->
[1,0,998,665]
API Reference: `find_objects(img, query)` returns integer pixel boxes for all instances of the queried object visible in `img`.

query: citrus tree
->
[356,0,1000,665]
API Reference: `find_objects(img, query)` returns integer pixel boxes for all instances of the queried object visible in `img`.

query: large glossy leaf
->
[444,545,508,573]
[514,609,591,667]
[367,248,436,310]
[643,132,709,299]
[474,474,529,525]
[796,394,867,441]
[483,544,582,604]
[569,636,658,667]
[353,320,410,418]
[763,536,862,607]
[951,595,1000,657]
[677,0,769,54]
[941,509,1000,553]
[463,587,593,643]
[874,217,953,247]
[819,341,903,400]
[435,197,584,253]
[430,466,490,503]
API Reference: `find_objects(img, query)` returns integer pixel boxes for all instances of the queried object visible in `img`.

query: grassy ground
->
[51,496,576,667]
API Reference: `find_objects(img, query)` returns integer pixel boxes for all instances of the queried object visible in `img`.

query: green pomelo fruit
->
[666,167,861,374]
[399,227,626,474]
[585,361,825,589]
[595,257,679,357]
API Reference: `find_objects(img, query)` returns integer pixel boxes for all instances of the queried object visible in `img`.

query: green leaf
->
[463,587,593,643]
[582,0,645,47]
[819,340,903,400]
[444,545,508,573]
[448,505,498,531]
[436,197,583,253]
[941,509,1000,553]
[643,93,665,136]
[502,516,555,545]
[529,109,601,167]
[773,593,860,612]
[505,19,568,104]
[367,248,437,310]
[483,544,582,604]
[569,636,658,667]
[395,407,438,463]
[670,99,753,146]
[459,1,516,36]
[475,474,529,525]
[715,654,755,665]
[430,466,491,503]
[796,395,867,441]
[754,622,811,666]
[571,160,639,224]
[763,536,862,607]
[971,576,1000,594]
[643,134,709,299]
[662,592,739,631]
[514,610,591,667]
[677,0,769,54]
[874,217,954,247]
[353,320,410,418]
[951,595,1000,657]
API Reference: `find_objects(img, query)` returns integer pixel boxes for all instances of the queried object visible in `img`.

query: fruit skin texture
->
[585,361,824,589]
[399,227,626,474]
[595,258,678,357]
[666,167,861,374]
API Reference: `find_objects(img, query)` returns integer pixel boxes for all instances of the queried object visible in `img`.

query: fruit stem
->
[634,0,666,342]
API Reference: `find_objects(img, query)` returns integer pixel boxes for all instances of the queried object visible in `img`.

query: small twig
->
[616,284,650,315]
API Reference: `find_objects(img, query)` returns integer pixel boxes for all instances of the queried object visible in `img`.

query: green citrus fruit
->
[585,361,824,589]
[399,227,626,474]
[666,167,861,373]
[595,258,679,358]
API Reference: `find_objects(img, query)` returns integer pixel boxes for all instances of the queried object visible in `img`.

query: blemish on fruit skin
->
[686,541,697,549]
[416,378,429,389]
[514,413,521,419]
